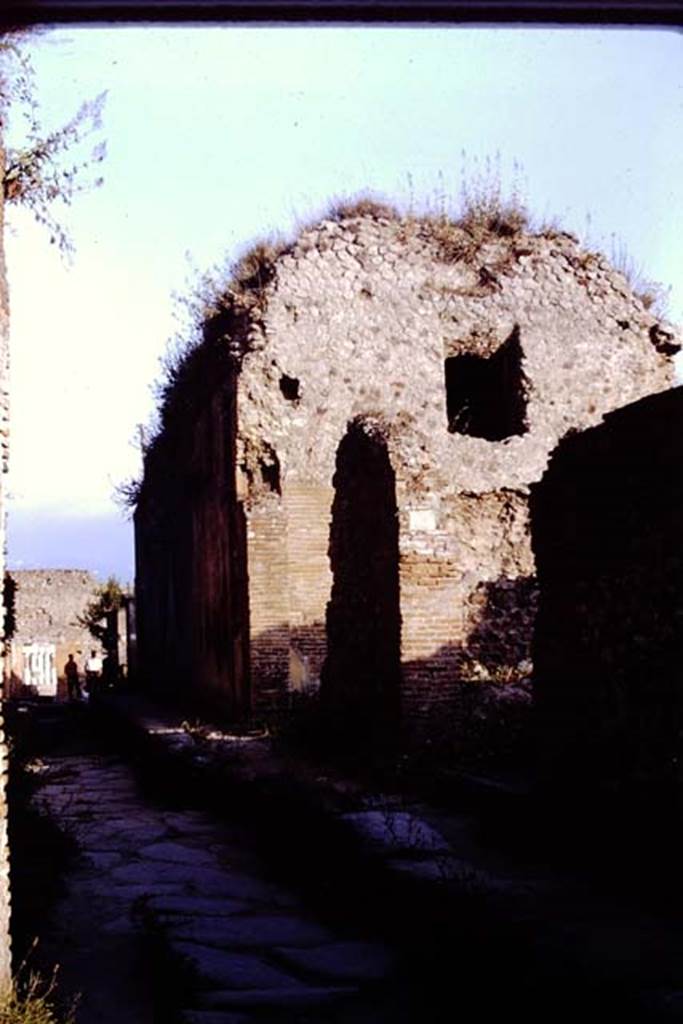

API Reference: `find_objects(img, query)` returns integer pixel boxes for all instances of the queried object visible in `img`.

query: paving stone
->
[182,1012,249,1024]
[147,895,251,918]
[106,882,188,902]
[209,844,240,860]
[111,863,273,897]
[81,851,124,871]
[84,822,171,846]
[101,914,141,936]
[272,941,395,982]
[386,856,539,897]
[163,812,228,835]
[385,858,453,882]
[198,986,358,1010]
[212,874,298,907]
[139,841,217,867]
[171,913,335,950]
[341,811,450,854]
[170,942,305,990]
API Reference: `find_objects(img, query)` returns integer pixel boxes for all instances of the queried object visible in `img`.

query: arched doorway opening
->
[321,419,401,747]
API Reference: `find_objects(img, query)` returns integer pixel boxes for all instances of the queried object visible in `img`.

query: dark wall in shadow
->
[463,574,537,676]
[135,339,250,720]
[321,420,401,746]
[401,575,535,770]
[265,578,535,770]
[531,386,683,795]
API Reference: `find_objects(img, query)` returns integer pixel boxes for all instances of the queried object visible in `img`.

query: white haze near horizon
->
[4,25,683,582]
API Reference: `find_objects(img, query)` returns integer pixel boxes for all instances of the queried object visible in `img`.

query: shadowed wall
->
[321,421,401,742]
[531,386,683,792]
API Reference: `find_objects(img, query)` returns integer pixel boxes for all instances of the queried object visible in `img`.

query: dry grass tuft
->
[609,236,670,318]
[456,154,530,242]
[0,970,76,1024]
[231,240,287,295]
[326,195,401,223]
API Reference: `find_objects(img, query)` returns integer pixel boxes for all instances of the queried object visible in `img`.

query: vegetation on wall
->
[78,576,125,646]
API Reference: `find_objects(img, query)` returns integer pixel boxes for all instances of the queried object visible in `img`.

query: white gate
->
[22,642,58,697]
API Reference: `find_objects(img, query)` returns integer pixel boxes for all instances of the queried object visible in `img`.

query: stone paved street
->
[29,744,398,1024]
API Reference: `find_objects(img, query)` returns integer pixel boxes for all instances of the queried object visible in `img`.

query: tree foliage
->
[78,576,125,645]
[0,31,107,255]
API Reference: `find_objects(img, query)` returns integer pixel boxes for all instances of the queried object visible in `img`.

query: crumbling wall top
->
[235,213,679,499]
[144,210,680,509]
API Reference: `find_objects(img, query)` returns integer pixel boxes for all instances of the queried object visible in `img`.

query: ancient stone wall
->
[0,138,12,988]
[135,354,250,717]
[5,569,99,698]
[136,210,680,729]
[531,386,683,793]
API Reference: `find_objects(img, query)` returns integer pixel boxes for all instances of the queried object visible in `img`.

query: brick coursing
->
[135,212,680,727]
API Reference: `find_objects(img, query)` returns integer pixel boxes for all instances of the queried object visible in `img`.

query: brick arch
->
[321,418,402,745]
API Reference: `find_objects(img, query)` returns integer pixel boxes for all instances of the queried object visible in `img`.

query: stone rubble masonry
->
[135,211,680,727]
[531,385,683,792]
[5,569,100,698]
[0,140,12,989]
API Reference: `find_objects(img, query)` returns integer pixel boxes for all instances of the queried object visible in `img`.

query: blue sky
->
[4,25,683,583]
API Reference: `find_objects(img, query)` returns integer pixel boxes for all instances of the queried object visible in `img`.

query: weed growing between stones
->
[0,968,76,1024]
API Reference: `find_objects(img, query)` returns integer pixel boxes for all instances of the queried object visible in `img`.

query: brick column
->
[245,500,290,708]
[283,483,333,689]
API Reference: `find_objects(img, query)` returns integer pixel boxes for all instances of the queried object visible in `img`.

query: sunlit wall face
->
[4,25,683,581]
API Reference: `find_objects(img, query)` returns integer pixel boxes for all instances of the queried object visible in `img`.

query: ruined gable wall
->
[136,212,679,724]
[239,217,674,494]
[236,215,677,716]
[531,386,683,792]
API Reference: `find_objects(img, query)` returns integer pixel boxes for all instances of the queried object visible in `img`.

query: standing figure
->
[64,653,81,701]
[85,649,103,697]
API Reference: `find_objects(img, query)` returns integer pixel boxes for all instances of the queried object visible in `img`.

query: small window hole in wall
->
[261,458,281,494]
[279,374,301,402]
[444,325,528,441]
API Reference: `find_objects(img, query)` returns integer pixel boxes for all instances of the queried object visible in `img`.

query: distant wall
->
[5,569,99,698]
[531,387,683,791]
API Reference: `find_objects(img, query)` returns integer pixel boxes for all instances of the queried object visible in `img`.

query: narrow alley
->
[10,704,404,1024]
[14,697,683,1024]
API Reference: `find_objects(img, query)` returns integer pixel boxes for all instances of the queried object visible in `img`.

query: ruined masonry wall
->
[0,145,12,989]
[235,216,676,716]
[6,570,99,698]
[135,372,251,717]
[531,386,683,790]
[240,218,673,494]
[137,212,679,725]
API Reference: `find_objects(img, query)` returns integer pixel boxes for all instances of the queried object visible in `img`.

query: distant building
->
[4,569,100,699]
